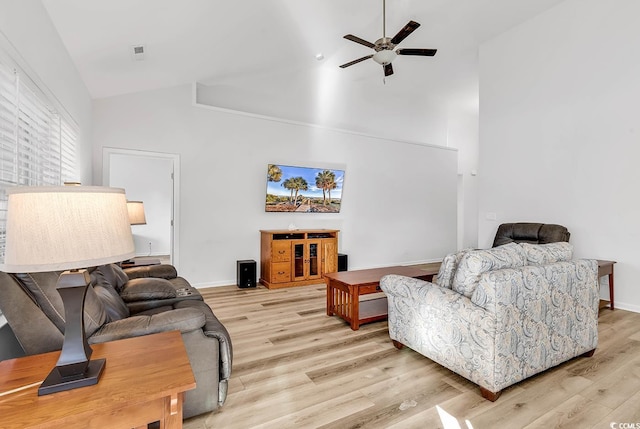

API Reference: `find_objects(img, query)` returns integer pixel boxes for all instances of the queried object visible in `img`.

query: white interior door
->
[103,148,180,268]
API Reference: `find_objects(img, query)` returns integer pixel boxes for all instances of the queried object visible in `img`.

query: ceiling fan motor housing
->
[374,37,395,51]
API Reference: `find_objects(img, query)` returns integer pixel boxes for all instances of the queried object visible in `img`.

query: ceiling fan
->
[339,0,437,77]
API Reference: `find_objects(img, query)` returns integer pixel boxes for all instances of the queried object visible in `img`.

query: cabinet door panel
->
[272,262,292,283]
[322,239,338,274]
[308,242,318,277]
[292,241,305,281]
[307,240,322,280]
[272,241,291,262]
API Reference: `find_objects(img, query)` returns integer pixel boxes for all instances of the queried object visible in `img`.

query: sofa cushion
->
[120,277,177,302]
[91,264,131,321]
[12,271,107,337]
[435,249,471,289]
[452,242,526,298]
[520,242,573,265]
[124,264,178,280]
[93,284,130,321]
[91,264,129,293]
[111,264,130,289]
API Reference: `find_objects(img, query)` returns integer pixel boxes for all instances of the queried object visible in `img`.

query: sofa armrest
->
[380,274,493,336]
[174,301,233,382]
[88,307,205,344]
[380,274,496,385]
[124,264,178,280]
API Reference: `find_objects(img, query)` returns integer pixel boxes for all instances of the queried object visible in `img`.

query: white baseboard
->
[609,301,640,314]
[192,280,239,289]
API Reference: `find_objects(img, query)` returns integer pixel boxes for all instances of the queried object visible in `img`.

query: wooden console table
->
[325,264,440,330]
[597,259,616,310]
[0,331,195,429]
[121,257,162,268]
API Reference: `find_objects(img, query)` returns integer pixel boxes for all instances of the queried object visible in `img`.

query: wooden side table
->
[597,259,616,310]
[0,331,195,429]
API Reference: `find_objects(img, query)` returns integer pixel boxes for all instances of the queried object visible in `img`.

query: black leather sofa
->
[0,263,232,419]
[493,222,570,247]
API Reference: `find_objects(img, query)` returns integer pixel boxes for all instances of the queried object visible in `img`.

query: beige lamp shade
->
[2,186,135,273]
[126,200,147,225]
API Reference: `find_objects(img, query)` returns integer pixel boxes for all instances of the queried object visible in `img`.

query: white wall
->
[479,0,640,311]
[0,0,93,182]
[108,153,173,257]
[92,84,458,287]
[447,106,479,249]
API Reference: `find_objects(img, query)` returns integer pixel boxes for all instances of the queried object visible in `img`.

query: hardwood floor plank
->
[183,284,640,429]
[305,348,399,384]
[384,404,457,429]
[238,343,389,386]
[256,391,375,429]
[566,338,640,381]
[592,390,640,427]
[469,371,593,427]
[522,394,612,428]
[580,358,640,409]
[318,371,462,429]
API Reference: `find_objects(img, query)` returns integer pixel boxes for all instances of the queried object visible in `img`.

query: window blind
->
[0,59,79,263]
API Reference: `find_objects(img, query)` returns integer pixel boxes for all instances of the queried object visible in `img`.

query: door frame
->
[102,147,180,270]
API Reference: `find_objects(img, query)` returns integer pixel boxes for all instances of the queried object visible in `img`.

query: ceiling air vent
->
[131,44,145,61]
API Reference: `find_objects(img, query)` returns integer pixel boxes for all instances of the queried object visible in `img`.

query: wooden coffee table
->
[324,264,440,330]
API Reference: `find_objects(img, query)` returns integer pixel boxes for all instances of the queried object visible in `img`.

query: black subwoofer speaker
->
[338,253,348,272]
[236,260,256,288]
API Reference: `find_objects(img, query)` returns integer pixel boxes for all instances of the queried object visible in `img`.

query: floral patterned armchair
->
[380,242,599,400]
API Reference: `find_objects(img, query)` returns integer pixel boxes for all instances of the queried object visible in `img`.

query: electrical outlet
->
[148,241,152,256]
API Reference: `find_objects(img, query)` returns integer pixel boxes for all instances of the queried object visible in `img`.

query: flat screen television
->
[265,164,345,213]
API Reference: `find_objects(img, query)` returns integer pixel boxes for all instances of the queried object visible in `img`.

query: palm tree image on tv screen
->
[265,164,345,213]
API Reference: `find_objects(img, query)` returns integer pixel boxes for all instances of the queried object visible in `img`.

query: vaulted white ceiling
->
[42,0,565,140]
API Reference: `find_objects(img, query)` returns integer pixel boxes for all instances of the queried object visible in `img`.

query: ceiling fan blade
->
[343,34,376,49]
[339,55,374,68]
[384,63,394,76]
[396,48,437,56]
[390,21,420,45]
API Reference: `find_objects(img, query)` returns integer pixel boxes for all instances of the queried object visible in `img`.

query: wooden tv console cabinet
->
[260,229,339,289]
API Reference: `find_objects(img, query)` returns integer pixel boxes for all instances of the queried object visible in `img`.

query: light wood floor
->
[184,283,640,429]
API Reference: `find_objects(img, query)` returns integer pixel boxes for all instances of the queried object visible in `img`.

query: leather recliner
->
[0,263,232,419]
[492,222,570,247]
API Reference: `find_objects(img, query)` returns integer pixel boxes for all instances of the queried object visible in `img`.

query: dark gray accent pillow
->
[120,278,177,302]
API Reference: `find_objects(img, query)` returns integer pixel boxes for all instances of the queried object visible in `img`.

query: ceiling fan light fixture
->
[372,49,396,65]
